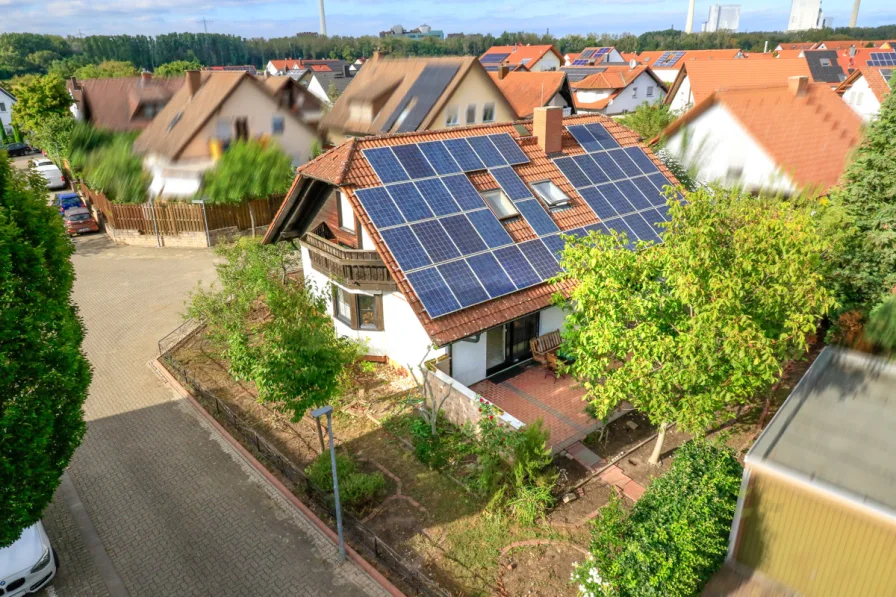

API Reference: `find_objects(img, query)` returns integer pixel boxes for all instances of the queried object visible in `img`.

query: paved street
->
[38,234,389,597]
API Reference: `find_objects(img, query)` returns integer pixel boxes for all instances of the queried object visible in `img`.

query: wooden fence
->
[79,182,284,243]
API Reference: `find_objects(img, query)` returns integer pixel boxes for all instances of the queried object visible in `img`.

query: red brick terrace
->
[470,363,601,451]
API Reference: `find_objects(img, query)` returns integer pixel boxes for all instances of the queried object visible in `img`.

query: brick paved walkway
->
[39,235,389,597]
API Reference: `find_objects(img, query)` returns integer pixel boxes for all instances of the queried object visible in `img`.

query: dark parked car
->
[54,192,83,214]
[1,142,33,157]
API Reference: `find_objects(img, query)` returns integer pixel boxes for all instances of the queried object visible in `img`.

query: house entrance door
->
[485,313,540,376]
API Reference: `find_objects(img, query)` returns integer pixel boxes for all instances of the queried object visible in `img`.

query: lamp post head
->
[311,405,333,419]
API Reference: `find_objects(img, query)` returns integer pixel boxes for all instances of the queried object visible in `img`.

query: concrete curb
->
[151,358,406,597]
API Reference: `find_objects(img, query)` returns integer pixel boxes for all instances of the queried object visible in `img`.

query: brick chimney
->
[372,50,386,63]
[533,106,563,155]
[141,70,152,81]
[788,75,809,97]
[498,64,510,80]
[186,70,201,97]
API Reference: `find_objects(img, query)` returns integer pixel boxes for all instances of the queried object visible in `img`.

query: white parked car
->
[31,159,66,190]
[0,522,57,595]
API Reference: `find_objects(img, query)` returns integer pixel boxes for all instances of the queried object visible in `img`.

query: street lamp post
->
[310,405,345,561]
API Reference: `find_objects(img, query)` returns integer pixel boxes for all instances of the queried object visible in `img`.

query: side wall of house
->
[664,103,797,194]
[841,75,882,121]
[300,246,443,368]
[734,469,896,597]
[603,71,666,115]
[436,67,516,129]
[533,52,562,72]
[668,75,693,112]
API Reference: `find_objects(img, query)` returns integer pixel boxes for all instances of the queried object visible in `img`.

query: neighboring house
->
[263,108,681,447]
[836,47,896,76]
[571,65,667,115]
[665,58,811,112]
[660,77,863,196]
[488,69,573,118]
[565,47,626,67]
[266,58,350,77]
[66,73,184,132]
[0,85,16,136]
[836,66,893,121]
[319,56,516,144]
[262,75,324,125]
[803,49,849,85]
[624,49,748,84]
[204,65,258,75]
[704,347,896,597]
[479,44,564,72]
[774,42,818,52]
[133,70,318,198]
[303,69,354,107]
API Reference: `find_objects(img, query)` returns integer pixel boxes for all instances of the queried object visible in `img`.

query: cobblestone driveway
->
[39,235,389,597]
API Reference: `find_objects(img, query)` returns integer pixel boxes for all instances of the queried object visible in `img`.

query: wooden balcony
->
[301,229,396,291]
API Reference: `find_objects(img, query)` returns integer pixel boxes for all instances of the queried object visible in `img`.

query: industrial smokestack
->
[850,0,860,27]
[318,0,327,36]
[685,0,696,33]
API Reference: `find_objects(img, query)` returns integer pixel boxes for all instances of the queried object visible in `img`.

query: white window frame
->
[338,192,355,232]
[481,189,518,220]
[215,118,231,140]
[445,105,459,126]
[482,102,496,123]
[632,86,638,99]
[531,180,570,208]
[0,102,6,112]
[646,86,654,97]
[465,103,476,125]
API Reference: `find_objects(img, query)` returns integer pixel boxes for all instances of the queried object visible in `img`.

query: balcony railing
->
[301,229,396,290]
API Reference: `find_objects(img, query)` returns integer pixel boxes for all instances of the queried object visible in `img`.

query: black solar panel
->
[418,141,462,175]
[468,136,507,168]
[380,227,432,271]
[411,220,461,263]
[443,138,486,172]
[392,144,436,179]
[437,260,490,307]
[489,133,530,165]
[355,187,405,228]
[481,53,510,63]
[415,178,461,216]
[363,147,408,184]
[385,63,461,133]
[491,166,533,201]
[386,182,434,223]
[467,252,516,298]
[406,269,459,317]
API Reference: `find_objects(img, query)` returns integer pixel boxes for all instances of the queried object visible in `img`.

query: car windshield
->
[67,214,91,222]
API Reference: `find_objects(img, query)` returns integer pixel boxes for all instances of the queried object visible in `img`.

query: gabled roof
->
[66,76,184,132]
[570,65,667,111]
[0,85,15,101]
[320,56,512,136]
[836,67,894,104]
[776,42,817,51]
[263,75,323,114]
[265,115,681,345]
[748,347,896,517]
[774,49,805,59]
[269,59,302,71]
[488,71,569,118]
[665,58,812,106]
[480,45,562,68]
[661,81,863,194]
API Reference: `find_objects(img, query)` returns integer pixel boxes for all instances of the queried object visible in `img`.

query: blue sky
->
[2,0,895,39]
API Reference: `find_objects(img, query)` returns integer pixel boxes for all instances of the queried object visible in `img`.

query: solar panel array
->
[867,51,896,66]
[655,51,686,67]
[572,47,611,66]
[481,53,510,64]
[882,68,894,83]
[358,126,679,319]
[557,122,683,249]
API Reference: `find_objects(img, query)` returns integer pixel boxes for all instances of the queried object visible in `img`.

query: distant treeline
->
[2,24,896,81]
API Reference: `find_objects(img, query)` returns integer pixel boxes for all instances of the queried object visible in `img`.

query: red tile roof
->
[661,82,863,194]
[66,76,184,132]
[666,59,812,106]
[571,64,653,90]
[268,115,681,346]
[480,45,563,68]
[269,59,302,71]
[488,71,568,118]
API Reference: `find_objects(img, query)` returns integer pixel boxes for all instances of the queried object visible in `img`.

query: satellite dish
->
[629,59,637,69]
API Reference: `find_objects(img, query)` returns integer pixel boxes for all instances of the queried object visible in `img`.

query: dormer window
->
[481,189,518,220]
[531,180,570,208]
[820,58,832,67]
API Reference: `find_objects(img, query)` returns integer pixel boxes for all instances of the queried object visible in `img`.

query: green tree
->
[0,155,91,548]
[572,440,742,597]
[618,102,677,140]
[72,60,139,79]
[10,73,71,134]
[199,138,295,233]
[27,112,74,165]
[82,134,148,203]
[556,187,834,463]
[154,59,202,77]
[326,81,340,104]
[865,295,896,351]
[824,84,896,320]
[187,238,362,421]
[66,121,115,174]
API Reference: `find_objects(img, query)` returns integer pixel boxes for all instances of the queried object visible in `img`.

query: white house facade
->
[840,74,883,121]
[0,86,16,135]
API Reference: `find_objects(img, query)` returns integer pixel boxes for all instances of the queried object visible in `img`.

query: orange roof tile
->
[774,49,805,59]
[268,115,682,345]
[777,42,818,51]
[571,64,652,90]
[488,71,568,118]
[480,45,563,68]
[662,82,863,194]
[668,58,812,106]
[268,59,301,71]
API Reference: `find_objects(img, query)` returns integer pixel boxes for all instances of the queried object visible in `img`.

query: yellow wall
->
[180,79,317,165]
[433,67,515,130]
[735,470,896,596]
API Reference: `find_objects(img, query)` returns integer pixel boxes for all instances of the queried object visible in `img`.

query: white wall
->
[307,77,330,105]
[539,305,566,335]
[533,52,562,72]
[0,89,15,133]
[300,246,444,369]
[664,103,797,195]
[451,334,487,387]
[841,76,882,122]
[576,72,666,116]
[669,74,693,112]
[652,68,680,84]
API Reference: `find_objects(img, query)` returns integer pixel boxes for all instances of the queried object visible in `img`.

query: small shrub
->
[507,484,554,526]
[512,419,555,488]
[865,294,896,351]
[410,416,449,469]
[306,452,386,510]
